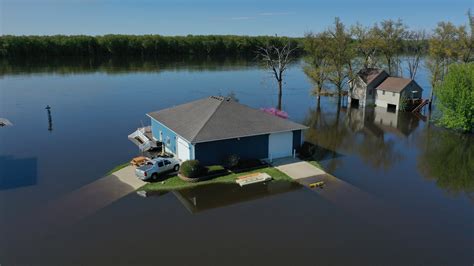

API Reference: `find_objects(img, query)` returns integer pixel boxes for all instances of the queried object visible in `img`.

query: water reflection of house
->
[346,107,420,138]
[172,181,301,213]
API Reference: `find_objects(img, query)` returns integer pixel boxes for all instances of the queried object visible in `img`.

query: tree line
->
[0,35,303,58]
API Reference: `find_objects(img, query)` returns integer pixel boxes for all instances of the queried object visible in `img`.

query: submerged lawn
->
[140,167,294,192]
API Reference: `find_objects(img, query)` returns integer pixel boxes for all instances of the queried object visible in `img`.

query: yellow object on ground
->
[309,181,325,188]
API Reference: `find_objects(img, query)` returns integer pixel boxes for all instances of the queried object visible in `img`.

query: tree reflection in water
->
[417,126,474,197]
[303,102,420,171]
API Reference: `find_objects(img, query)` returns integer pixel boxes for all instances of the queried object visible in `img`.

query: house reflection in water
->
[163,180,301,214]
[346,107,421,138]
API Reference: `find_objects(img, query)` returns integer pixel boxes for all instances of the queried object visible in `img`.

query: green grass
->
[305,160,323,170]
[140,167,294,192]
[106,162,130,175]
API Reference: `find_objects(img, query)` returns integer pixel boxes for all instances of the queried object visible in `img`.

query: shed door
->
[177,136,191,161]
[268,131,293,159]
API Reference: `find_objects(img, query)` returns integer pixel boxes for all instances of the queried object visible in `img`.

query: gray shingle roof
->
[147,96,308,143]
[358,68,387,86]
[376,77,413,93]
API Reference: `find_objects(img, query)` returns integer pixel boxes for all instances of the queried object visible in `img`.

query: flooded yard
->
[0,57,472,265]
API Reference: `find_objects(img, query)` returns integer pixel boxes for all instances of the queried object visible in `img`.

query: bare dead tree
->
[406,30,427,79]
[257,43,297,110]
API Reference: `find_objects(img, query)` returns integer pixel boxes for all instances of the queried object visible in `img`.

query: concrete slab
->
[273,158,326,179]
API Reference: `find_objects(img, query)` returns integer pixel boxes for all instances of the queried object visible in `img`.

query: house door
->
[176,136,191,161]
[268,131,293,159]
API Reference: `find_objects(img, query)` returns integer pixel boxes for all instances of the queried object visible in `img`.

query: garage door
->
[268,131,293,159]
[177,136,191,161]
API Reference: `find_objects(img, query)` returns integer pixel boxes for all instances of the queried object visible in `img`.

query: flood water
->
[0,57,473,265]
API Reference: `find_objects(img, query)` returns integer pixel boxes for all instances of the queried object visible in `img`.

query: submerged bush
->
[435,63,474,133]
[179,160,204,178]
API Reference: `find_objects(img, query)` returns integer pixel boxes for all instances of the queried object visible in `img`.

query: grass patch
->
[106,162,129,175]
[140,167,294,192]
[306,160,323,170]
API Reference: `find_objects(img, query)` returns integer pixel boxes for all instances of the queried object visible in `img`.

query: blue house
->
[146,96,308,165]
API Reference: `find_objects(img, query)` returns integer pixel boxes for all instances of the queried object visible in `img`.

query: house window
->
[368,89,372,95]
[382,90,385,95]
[159,131,163,141]
[166,136,171,145]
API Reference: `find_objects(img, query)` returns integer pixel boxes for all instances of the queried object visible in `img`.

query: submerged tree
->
[405,30,427,79]
[257,43,297,110]
[325,17,356,103]
[428,21,467,108]
[374,19,407,75]
[351,23,381,69]
[303,32,330,103]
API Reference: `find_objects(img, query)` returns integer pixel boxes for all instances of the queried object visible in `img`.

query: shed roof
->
[357,68,387,86]
[147,96,308,143]
[376,77,413,93]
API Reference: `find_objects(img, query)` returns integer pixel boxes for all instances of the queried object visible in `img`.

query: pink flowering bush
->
[260,107,289,119]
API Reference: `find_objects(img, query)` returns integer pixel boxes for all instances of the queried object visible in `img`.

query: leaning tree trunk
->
[277,79,283,111]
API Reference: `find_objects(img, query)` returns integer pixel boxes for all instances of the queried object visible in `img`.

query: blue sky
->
[1,0,472,36]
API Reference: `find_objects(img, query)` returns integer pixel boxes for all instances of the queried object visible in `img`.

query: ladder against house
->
[412,99,429,113]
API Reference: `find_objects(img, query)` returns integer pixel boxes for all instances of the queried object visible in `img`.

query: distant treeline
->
[0,35,303,58]
[0,34,431,59]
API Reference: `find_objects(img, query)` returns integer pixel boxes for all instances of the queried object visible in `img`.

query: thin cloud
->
[230,16,253,20]
[259,12,295,16]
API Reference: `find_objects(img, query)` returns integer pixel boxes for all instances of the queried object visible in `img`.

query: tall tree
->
[351,23,380,69]
[428,21,462,108]
[325,17,356,103]
[374,19,407,75]
[458,9,474,62]
[257,43,297,110]
[405,30,427,79]
[303,32,330,103]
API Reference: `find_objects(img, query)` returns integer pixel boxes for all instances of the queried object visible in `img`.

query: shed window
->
[382,91,385,95]
[392,92,395,97]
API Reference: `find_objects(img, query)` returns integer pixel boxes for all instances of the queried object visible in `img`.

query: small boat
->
[236,172,272,187]
[128,126,160,151]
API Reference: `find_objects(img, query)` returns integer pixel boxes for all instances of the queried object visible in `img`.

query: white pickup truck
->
[135,157,180,181]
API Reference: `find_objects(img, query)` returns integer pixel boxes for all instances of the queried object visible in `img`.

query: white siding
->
[375,90,401,110]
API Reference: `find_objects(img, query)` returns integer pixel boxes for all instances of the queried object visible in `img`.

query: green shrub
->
[179,160,204,178]
[435,63,474,133]
[204,165,228,176]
